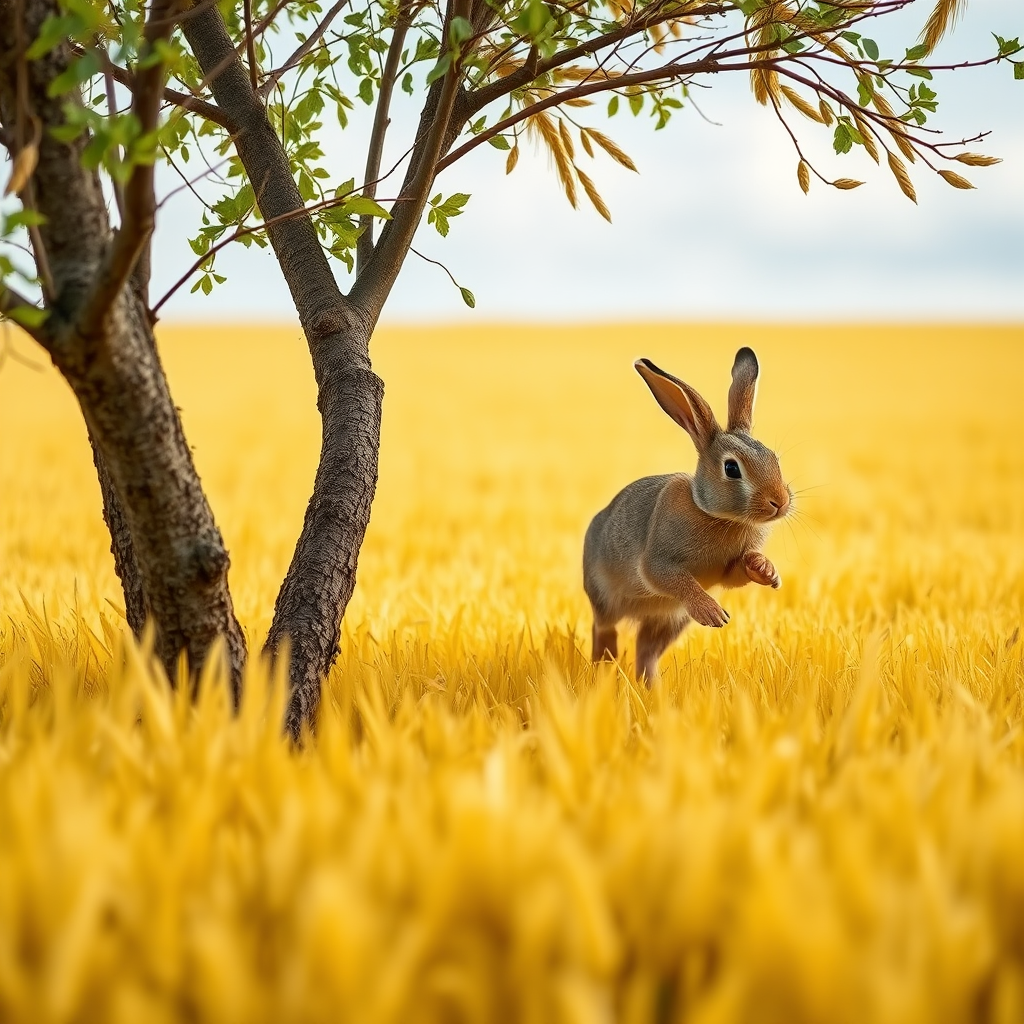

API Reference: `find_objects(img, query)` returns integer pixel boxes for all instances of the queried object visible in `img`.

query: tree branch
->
[467,1,727,115]
[440,53,719,172]
[357,4,411,273]
[243,0,258,91]
[258,0,351,97]
[180,1,362,350]
[351,67,463,313]
[78,0,186,337]
[72,44,239,131]
[0,286,50,348]
[100,48,126,220]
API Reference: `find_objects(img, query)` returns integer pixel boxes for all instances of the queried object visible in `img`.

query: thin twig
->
[411,245,461,289]
[156,149,232,212]
[152,159,411,315]
[71,43,237,130]
[244,0,258,90]
[442,54,720,172]
[357,3,412,273]
[101,48,126,220]
[258,0,351,97]
[0,284,50,347]
[13,0,56,302]
[467,1,724,114]
[79,0,186,337]
[351,30,464,308]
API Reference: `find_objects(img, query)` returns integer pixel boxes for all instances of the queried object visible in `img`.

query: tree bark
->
[181,3,485,734]
[1,0,246,697]
[90,436,147,634]
[182,5,383,732]
[266,349,383,736]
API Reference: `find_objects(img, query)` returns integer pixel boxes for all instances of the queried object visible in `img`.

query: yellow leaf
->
[938,168,974,190]
[953,152,1000,167]
[887,151,917,203]
[576,166,611,222]
[558,118,575,160]
[4,143,38,197]
[584,129,637,172]
[781,85,824,123]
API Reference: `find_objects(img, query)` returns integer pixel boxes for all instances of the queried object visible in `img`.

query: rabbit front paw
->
[688,592,730,628]
[744,551,781,589]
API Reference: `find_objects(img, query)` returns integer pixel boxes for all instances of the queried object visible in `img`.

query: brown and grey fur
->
[583,348,792,681]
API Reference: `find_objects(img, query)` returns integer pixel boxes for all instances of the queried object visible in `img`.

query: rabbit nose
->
[769,497,790,516]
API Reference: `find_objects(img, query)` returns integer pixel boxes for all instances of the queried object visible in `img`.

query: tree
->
[1,0,1019,734]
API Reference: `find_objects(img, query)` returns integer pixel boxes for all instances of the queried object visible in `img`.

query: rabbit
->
[583,347,792,682]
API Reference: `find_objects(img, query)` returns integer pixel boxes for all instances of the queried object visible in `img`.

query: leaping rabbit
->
[583,348,792,682]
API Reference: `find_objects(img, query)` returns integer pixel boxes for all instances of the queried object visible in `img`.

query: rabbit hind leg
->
[592,618,619,663]
[636,614,688,685]
[589,598,619,664]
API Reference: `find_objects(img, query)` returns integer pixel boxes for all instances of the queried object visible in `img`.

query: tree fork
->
[182,3,386,731]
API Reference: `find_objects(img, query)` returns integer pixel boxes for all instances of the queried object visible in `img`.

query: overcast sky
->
[152,0,1023,323]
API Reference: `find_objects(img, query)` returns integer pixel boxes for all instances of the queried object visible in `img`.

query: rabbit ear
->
[727,347,759,433]
[635,358,718,450]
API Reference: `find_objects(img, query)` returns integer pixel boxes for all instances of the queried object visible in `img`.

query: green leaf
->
[402,72,413,95]
[833,123,852,155]
[427,208,450,237]
[449,16,474,47]
[298,170,317,202]
[994,35,1021,56]
[49,121,85,143]
[425,53,451,86]
[358,77,375,105]
[607,95,619,116]
[510,0,554,43]
[27,15,82,59]
[5,209,48,230]
[344,196,392,219]
[6,304,49,329]
[907,67,933,79]
[1015,62,1024,80]
[440,193,470,214]
[46,49,99,99]
[460,287,476,308]
[488,135,511,150]
[628,93,643,116]
[862,38,879,61]
[905,43,929,61]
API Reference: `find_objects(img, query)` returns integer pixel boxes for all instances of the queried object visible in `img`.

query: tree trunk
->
[183,7,386,733]
[90,436,147,634]
[182,4,480,734]
[66,298,247,699]
[0,0,246,696]
[265,346,383,735]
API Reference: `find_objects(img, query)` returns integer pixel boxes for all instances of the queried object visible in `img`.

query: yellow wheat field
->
[0,321,1023,1024]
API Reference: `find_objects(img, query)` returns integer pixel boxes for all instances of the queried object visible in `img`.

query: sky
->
[150,0,1024,324]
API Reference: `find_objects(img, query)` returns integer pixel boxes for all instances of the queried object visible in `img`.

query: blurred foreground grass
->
[1,322,1023,1023]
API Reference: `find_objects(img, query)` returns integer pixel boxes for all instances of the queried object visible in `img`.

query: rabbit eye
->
[724,459,742,480]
